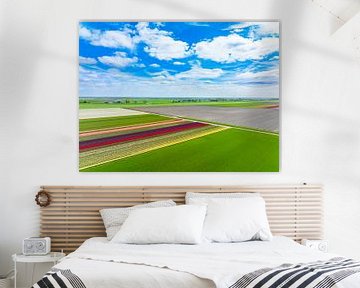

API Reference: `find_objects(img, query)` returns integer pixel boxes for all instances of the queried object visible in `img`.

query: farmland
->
[82,128,279,172]
[79,111,228,171]
[133,105,279,132]
[79,97,279,109]
[79,114,170,132]
[79,108,147,119]
[79,105,279,172]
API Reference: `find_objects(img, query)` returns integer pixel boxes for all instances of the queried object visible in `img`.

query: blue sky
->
[79,22,279,98]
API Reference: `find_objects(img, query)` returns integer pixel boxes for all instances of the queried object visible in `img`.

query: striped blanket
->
[32,258,360,288]
[32,269,85,288]
[230,258,360,288]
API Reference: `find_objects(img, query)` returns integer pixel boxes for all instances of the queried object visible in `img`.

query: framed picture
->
[79,21,279,172]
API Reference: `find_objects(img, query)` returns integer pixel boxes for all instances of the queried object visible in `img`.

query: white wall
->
[1,0,360,285]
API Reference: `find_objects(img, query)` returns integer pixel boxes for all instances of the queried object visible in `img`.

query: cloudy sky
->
[79,22,279,98]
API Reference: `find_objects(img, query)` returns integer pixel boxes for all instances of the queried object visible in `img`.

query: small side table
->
[12,252,65,288]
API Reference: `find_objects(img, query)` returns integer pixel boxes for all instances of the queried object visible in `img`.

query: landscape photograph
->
[79,21,280,172]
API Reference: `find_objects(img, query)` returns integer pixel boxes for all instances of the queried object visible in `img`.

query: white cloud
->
[79,56,97,65]
[255,22,279,35]
[173,61,185,65]
[226,22,256,32]
[136,22,191,60]
[150,63,160,68]
[79,25,135,49]
[80,23,191,59]
[235,68,279,82]
[154,22,165,27]
[79,66,278,98]
[98,52,138,68]
[147,63,224,81]
[79,27,92,39]
[193,34,278,63]
[151,70,174,81]
[79,66,143,93]
[175,65,223,79]
[186,22,210,27]
[227,22,279,35]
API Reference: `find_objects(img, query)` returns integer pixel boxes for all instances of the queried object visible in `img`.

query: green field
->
[82,128,279,172]
[80,114,171,132]
[79,98,278,109]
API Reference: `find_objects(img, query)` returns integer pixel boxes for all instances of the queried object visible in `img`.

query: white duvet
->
[54,237,360,288]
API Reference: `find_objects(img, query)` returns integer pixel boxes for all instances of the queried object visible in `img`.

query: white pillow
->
[186,192,259,204]
[111,205,207,244]
[202,197,272,243]
[100,200,176,240]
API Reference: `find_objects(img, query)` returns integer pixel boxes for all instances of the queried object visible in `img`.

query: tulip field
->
[79,107,279,172]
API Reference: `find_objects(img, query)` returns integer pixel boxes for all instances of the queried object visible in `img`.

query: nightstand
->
[12,252,65,288]
[301,239,328,252]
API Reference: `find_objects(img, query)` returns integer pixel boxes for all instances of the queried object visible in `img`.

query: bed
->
[33,185,360,288]
[33,236,360,288]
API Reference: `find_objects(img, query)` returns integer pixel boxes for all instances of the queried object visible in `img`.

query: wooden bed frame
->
[39,184,323,253]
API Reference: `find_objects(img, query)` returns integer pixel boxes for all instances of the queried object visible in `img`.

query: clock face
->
[36,241,45,250]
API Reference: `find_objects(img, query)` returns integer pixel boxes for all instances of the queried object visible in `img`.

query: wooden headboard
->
[39,184,323,253]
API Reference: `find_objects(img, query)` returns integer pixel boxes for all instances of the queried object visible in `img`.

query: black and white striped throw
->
[32,268,86,288]
[31,258,360,288]
[229,257,360,288]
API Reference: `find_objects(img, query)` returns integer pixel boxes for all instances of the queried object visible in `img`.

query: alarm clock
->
[23,237,51,255]
[301,239,328,252]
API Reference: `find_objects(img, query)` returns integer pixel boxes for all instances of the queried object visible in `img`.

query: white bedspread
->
[54,237,360,288]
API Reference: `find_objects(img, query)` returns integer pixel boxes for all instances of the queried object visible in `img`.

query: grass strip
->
[79,114,171,132]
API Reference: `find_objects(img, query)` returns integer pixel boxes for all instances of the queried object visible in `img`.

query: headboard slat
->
[40,184,323,253]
